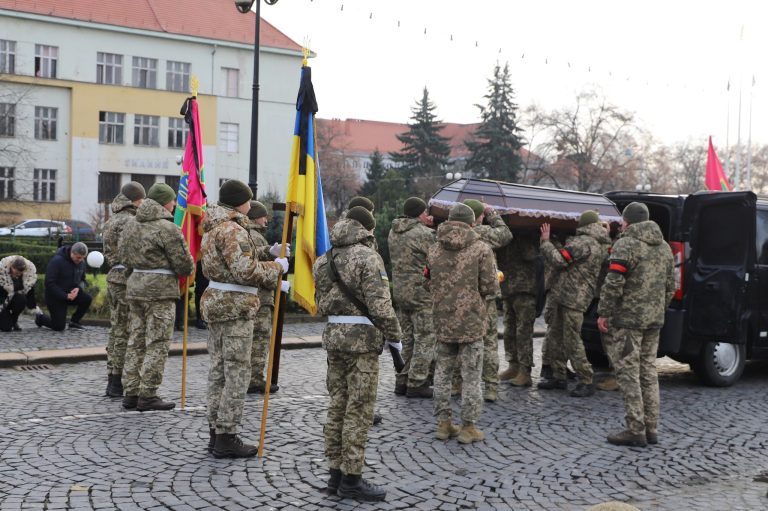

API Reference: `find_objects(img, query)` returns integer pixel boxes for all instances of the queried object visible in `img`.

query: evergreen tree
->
[360,148,386,199]
[390,87,452,184]
[465,63,524,182]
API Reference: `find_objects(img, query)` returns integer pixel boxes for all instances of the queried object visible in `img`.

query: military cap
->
[347,206,376,231]
[348,196,375,212]
[247,200,269,220]
[219,179,253,208]
[463,199,485,221]
[121,181,146,201]
[403,197,427,218]
[147,183,176,206]
[448,203,475,225]
[578,210,600,227]
[623,202,649,224]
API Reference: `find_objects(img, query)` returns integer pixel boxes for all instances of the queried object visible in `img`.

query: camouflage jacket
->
[121,198,195,302]
[598,220,675,329]
[473,210,512,299]
[497,234,539,297]
[103,193,138,286]
[388,217,435,311]
[247,223,277,308]
[427,221,499,343]
[313,218,402,354]
[540,222,611,312]
[200,204,283,323]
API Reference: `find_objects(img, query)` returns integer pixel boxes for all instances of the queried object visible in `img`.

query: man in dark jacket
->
[37,242,91,331]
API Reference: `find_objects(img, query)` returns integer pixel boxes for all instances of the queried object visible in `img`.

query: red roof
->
[0,0,302,50]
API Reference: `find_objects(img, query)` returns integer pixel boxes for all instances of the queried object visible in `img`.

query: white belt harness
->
[327,315,373,326]
[133,268,175,275]
[208,280,259,295]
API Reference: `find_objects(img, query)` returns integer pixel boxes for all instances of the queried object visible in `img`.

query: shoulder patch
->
[380,271,389,281]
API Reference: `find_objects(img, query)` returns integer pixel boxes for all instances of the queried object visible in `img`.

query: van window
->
[756,209,768,265]
[646,203,672,241]
[697,204,747,266]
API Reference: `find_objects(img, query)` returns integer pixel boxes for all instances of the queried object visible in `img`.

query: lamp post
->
[234,0,279,198]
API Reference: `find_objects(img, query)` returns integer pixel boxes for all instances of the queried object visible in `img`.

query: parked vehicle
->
[0,219,65,237]
[61,219,98,241]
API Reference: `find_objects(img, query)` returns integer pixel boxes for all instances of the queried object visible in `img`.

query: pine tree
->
[465,63,524,182]
[360,148,386,200]
[390,87,452,184]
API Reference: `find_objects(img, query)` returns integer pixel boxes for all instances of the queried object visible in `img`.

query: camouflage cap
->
[247,200,268,220]
[579,210,600,227]
[622,202,649,224]
[449,203,476,225]
[121,181,146,201]
[347,206,376,230]
[403,197,427,218]
[463,199,484,220]
[348,196,375,212]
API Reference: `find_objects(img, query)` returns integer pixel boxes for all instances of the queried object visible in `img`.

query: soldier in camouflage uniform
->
[313,207,402,502]
[461,199,512,402]
[428,203,499,444]
[598,202,675,447]
[389,197,436,398]
[497,230,540,387]
[200,181,286,458]
[538,211,611,397]
[120,183,194,412]
[246,200,291,394]
[102,181,145,398]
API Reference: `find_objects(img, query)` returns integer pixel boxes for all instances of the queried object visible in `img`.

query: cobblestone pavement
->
[1,339,767,510]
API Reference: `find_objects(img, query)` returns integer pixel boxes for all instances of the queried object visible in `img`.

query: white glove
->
[275,257,289,273]
[384,340,403,352]
[280,280,291,293]
[269,243,291,259]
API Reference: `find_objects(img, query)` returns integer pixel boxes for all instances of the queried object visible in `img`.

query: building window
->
[0,167,14,199]
[0,103,14,137]
[132,57,157,89]
[96,52,123,85]
[218,123,239,153]
[34,106,57,140]
[168,117,188,149]
[133,114,159,146]
[97,172,121,202]
[166,61,190,92]
[222,67,239,97]
[35,44,58,78]
[99,111,125,144]
[33,168,56,201]
[164,175,180,192]
[0,40,15,74]
[131,174,156,193]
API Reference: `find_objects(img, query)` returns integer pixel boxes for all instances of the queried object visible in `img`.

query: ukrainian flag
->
[286,65,330,314]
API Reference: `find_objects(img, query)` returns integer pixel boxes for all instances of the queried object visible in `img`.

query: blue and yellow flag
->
[286,65,330,314]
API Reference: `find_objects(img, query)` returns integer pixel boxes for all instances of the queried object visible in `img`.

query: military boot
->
[105,374,113,397]
[372,412,383,426]
[435,420,461,440]
[122,395,138,410]
[607,430,647,447]
[137,396,176,411]
[327,468,342,494]
[596,376,619,391]
[107,375,124,398]
[483,387,497,402]
[212,433,258,458]
[537,378,567,390]
[406,383,433,398]
[457,423,485,444]
[509,366,532,387]
[498,363,519,382]
[646,430,658,445]
[539,364,553,380]
[247,381,279,394]
[336,474,386,502]
[207,428,216,453]
[394,383,407,396]
[570,383,595,397]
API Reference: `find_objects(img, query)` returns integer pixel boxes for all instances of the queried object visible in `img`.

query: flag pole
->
[258,205,295,458]
[180,213,192,409]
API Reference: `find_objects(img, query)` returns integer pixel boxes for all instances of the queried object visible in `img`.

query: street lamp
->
[445,172,462,180]
[234,0,280,198]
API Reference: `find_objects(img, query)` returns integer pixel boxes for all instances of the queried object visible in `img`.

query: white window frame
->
[222,67,239,98]
[0,103,14,137]
[132,57,157,89]
[99,111,125,144]
[0,167,14,200]
[96,52,123,85]
[34,106,57,140]
[218,123,239,153]
[166,61,190,92]
[35,44,58,78]
[0,40,15,74]
[167,117,188,149]
[133,114,160,146]
[33,168,56,201]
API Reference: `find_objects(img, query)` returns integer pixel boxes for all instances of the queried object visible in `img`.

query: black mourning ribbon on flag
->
[296,66,318,176]
[180,97,207,198]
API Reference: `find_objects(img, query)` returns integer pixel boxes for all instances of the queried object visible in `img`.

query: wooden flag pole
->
[258,204,295,458]
[180,214,192,409]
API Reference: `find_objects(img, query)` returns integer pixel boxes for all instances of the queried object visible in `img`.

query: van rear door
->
[682,191,756,342]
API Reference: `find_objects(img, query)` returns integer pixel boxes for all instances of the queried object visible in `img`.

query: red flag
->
[174,96,207,290]
[705,136,732,191]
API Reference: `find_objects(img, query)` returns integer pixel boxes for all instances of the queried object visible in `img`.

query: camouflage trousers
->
[250,306,273,386]
[123,299,175,397]
[434,341,483,424]
[502,293,537,368]
[106,282,129,376]
[549,303,593,384]
[325,350,379,475]
[541,300,555,367]
[611,327,660,435]
[395,308,436,388]
[207,318,254,434]
[452,300,497,391]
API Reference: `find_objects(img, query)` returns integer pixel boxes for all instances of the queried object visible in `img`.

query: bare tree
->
[86,204,108,237]
[0,82,36,201]
[315,121,361,217]
[668,141,707,194]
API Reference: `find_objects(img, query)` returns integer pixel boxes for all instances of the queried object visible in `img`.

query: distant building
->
[0,0,304,225]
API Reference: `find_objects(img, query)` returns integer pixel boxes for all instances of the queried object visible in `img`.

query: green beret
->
[578,210,600,227]
[403,197,427,218]
[463,199,484,221]
[121,181,146,201]
[449,203,475,225]
[147,183,176,206]
[623,202,649,224]
[347,206,376,231]
[247,200,269,220]
[219,179,253,208]
[348,196,375,212]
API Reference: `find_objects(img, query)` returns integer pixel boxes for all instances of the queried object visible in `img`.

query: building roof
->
[0,0,302,50]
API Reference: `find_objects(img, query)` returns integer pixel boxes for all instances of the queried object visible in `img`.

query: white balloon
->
[87,251,105,268]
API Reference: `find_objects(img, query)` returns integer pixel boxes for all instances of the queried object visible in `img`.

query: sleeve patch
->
[380,271,389,281]
[560,247,574,263]
[608,260,629,274]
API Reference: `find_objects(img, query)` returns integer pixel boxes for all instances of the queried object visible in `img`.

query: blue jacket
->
[45,246,86,301]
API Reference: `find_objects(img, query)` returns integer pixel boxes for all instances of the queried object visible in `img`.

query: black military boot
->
[212,433,258,458]
[372,412,383,426]
[137,396,176,411]
[569,383,595,397]
[537,378,567,390]
[540,364,553,380]
[393,383,407,396]
[207,428,216,453]
[105,374,113,397]
[405,383,433,398]
[327,468,342,494]
[122,395,138,410]
[107,375,124,398]
[247,381,280,394]
[336,474,386,502]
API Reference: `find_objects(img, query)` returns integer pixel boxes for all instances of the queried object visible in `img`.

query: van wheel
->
[690,341,746,387]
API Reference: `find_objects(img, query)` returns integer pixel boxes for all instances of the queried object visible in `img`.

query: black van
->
[582,190,768,386]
